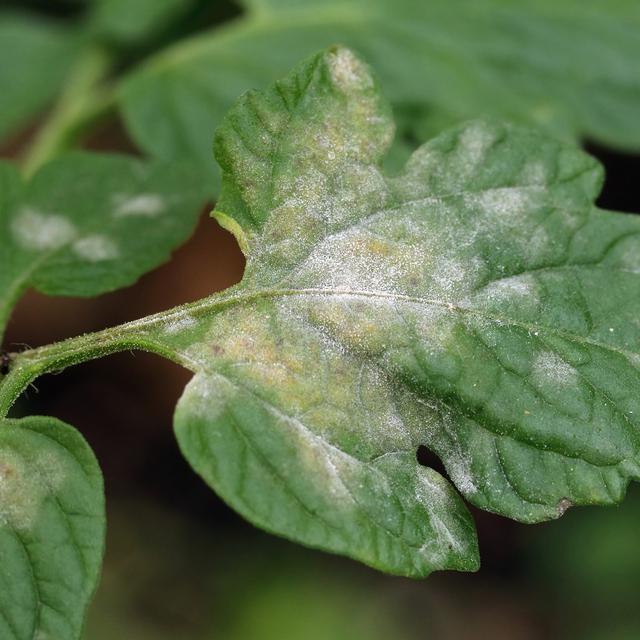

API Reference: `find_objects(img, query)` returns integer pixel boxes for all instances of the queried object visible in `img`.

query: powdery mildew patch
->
[113,193,166,218]
[11,208,76,251]
[72,235,119,262]
[414,468,470,563]
[327,47,373,91]
[532,351,579,387]
[454,121,498,179]
[476,274,540,306]
[0,448,66,532]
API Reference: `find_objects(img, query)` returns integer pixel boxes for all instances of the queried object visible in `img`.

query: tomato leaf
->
[127,46,640,577]
[0,416,105,640]
[0,12,80,142]
[120,0,640,194]
[89,0,197,44]
[0,153,205,340]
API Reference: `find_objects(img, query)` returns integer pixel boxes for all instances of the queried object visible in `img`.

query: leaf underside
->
[121,0,640,193]
[128,46,640,578]
[0,416,105,640]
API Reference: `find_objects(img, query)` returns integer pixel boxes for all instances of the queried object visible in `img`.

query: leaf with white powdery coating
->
[0,416,105,640]
[0,152,206,340]
[123,47,640,576]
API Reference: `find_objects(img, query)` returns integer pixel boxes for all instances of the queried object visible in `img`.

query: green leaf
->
[119,0,640,194]
[0,152,205,341]
[89,0,197,44]
[0,416,105,640]
[127,46,640,577]
[0,12,80,142]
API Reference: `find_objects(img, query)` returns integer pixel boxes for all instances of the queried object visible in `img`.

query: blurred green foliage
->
[85,502,413,640]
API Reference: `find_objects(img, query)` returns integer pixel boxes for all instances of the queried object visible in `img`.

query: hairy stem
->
[0,314,196,419]
[20,45,117,177]
[0,286,247,417]
[0,328,175,419]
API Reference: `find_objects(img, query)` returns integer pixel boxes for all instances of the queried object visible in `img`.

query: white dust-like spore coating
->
[446,457,478,496]
[532,351,579,387]
[430,255,485,299]
[327,48,372,90]
[298,436,354,503]
[626,352,640,369]
[11,208,76,251]
[0,449,66,531]
[480,275,539,305]
[414,469,467,561]
[72,235,119,262]
[113,193,166,218]
[164,315,197,335]
[467,188,534,220]
[456,121,497,173]
[520,160,548,185]
[614,241,640,273]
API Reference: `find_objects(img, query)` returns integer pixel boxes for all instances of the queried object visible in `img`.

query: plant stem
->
[0,286,247,417]
[20,45,117,177]
[0,285,380,417]
[0,308,199,419]
[0,327,171,419]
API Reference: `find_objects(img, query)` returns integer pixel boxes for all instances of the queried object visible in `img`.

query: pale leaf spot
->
[11,208,76,251]
[0,450,66,531]
[327,48,372,91]
[532,351,579,387]
[72,235,119,262]
[113,193,166,218]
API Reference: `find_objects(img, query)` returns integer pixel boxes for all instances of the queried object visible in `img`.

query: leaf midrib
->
[190,284,640,360]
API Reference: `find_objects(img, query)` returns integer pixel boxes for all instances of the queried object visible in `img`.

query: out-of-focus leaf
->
[0,13,80,142]
[120,0,640,194]
[0,416,105,640]
[123,47,640,576]
[0,153,205,339]
[89,0,197,44]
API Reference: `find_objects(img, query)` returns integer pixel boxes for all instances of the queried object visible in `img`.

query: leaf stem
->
[0,287,245,417]
[0,329,170,419]
[0,313,194,419]
[20,44,117,177]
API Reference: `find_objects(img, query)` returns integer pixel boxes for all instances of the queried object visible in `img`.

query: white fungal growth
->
[431,255,484,299]
[72,235,119,262]
[113,193,166,218]
[414,469,467,560]
[457,122,496,170]
[164,315,197,335]
[480,275,539,305]
[327,48,372,90]
[298,437,354,502]
[289,229,420,293]
[468,187,534,220]
[0,449,66,531]
[521,160,548,185]
[626,352,640,370]
[614,242,640,273]
[11,208,76,251]
[446,458,478,496]
[532,351,579,387]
